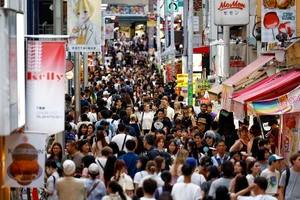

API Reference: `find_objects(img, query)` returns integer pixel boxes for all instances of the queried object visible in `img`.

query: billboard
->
[68,0,102,52]
[214,0,250,25]
[261,0,296,42]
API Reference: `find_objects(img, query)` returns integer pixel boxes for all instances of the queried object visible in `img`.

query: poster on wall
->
[105,23,114,39]
[282,113,300,166]
[26,41,65,134]
[105,5,145,16]
[261,0,296,42]
[4,133,46,188]
[68,0,101,52]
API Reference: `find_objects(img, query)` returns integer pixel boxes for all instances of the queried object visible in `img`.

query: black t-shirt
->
[151,119,172,132]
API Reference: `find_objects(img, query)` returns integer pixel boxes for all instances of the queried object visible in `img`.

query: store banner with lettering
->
[221,85,234,112]
[105,23,114,39]
[26,41,65,134]
[68,0,102,52]
[282,113,300,166]
[261,0,296,42]
[4,133,46,188]
[252,86,300,115]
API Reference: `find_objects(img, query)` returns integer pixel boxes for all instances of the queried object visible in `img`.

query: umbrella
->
[161,49,181,57]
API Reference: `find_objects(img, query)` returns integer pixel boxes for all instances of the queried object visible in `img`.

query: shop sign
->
[252,86,300,115]
[214,0,250,25]
[230,44,247,68]
[4,133,46,188]
[261,0,296,42]
[105,5,146,16]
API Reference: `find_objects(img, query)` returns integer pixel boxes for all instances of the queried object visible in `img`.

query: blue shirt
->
[119,152,139,179]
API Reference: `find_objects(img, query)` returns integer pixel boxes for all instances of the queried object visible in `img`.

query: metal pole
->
[101,10,105,65]
[53,0,63,34]
[170,0,175,77]
[223,26,230,78]
[182,0,188,74]
[83,53,88,88]
[157,0,162,73]
[164,0,169,50]
[74,52,81,123]
[188,0,193,105]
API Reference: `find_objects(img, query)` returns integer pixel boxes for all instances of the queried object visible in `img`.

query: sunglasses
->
[205,136,212,139]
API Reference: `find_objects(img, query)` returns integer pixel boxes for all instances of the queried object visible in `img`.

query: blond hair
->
[172,149,188,176]
[73,0,94,16]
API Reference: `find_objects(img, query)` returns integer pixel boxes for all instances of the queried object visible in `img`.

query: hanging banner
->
[4,133,46,188]
[68,0,102,52]
[252,86,300,115]
[105,5,146,16]
[221,85,234,111]
[261,0,296,42]
[282,113,300,166]
[26,41,65,134]
[105,23,114,39]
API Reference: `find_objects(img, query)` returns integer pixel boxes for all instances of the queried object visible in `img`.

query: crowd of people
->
[42,34,300,200]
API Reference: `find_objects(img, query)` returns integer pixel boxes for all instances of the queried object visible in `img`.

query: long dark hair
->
[78,124,88,139]
[187,140,200,166]
[108,181,127,200]
[234,174,250,196]
[48,142,63,162]
[161,171,172,192]
[104,155,117,181]
[96,130,108,151]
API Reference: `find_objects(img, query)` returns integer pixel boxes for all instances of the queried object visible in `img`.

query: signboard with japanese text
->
[26,41,65,134]
[214,0,250,25]
[261,0,296,42]
[4,133,46,188]
[68,0,101,52]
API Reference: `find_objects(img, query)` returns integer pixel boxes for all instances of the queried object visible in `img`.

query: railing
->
[39,24,68,35]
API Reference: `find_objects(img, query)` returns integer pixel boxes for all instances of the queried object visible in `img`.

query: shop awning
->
[208,84,223,95]
[233,70,300,104]
[223,54,275,87]
[193,46,210,54]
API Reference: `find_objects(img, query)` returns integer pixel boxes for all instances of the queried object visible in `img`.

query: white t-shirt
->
[237,195,277,200]
[246,174,255,185]
[140,198,156,200]
[138,175,164,188]
[140,112,154,130]
[166,106,175,121]
[134,171,148,184]
[177,173,206,186]
[260,168,280,195]
[111,134,133,152]
[171,182,202,200]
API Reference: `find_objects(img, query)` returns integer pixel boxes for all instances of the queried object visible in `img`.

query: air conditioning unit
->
[1,0,24,13]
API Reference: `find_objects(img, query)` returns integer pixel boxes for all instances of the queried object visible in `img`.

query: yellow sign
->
[176,74,202,87]
[147,21,156,27]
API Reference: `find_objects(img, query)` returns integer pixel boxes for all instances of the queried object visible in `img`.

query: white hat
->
[63,160,76,175]
[88,163,99,175]
[103,91,110,96]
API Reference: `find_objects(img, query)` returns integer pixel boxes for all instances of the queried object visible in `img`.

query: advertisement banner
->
[105,5,146,16]
[26,41,65,134]
[282,113,300,166]
[176,74,202,87]
[68,0,101,52]
[214,0,250,26]
[4,133,46,188]
[221,85,234,111]
[252,86,300,115]
[105,23,114,39]
[261,0,296,42]
[230,44,247,68]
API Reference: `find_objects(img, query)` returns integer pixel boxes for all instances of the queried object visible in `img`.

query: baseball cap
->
[268,154,284,163]
[63,160,76,175]
[88,163,99,175]
[185,157,197,167]
[103,91,110,96]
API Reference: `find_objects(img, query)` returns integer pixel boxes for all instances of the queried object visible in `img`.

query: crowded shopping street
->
[1,0,300,200]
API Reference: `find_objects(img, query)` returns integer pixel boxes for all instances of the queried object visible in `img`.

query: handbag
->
[40,175,56,200]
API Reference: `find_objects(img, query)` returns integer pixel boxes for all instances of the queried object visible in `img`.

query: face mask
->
[46,168,52,175]
[134,107,139,111]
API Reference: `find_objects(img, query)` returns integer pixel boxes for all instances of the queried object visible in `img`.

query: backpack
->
[284,168,290,197]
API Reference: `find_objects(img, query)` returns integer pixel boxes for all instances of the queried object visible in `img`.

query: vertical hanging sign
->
[26,41,66,134]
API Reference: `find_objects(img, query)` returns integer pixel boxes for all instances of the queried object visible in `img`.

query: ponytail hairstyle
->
[146,160,157,175]
[160,171,172,192]
[114,160,126,181]
[154,156,165,174]
[108,181,127,200]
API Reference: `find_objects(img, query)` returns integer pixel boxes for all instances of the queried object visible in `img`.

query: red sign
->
[230,60,245,68]
[149,13,156,21]
[218,1,246,11]
[162,20,177,30]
